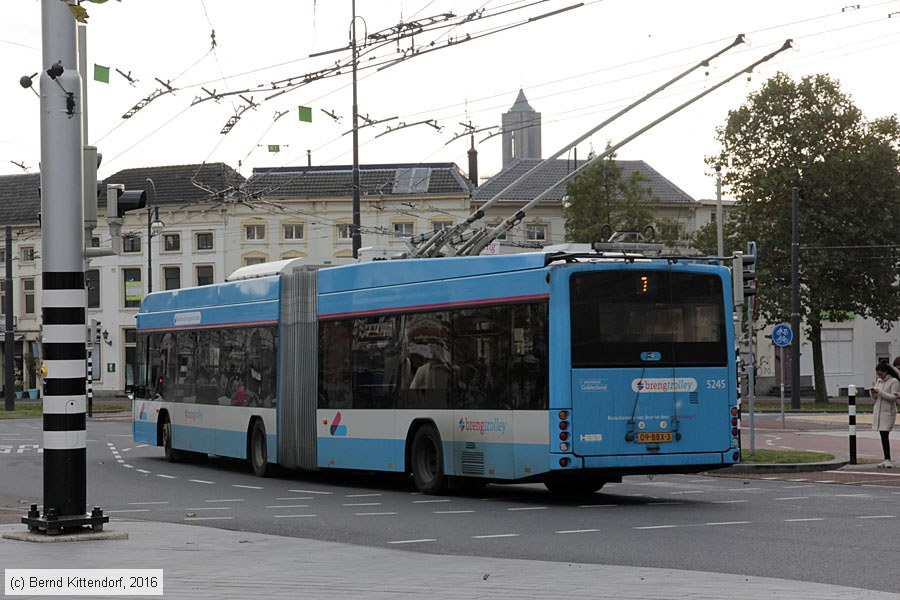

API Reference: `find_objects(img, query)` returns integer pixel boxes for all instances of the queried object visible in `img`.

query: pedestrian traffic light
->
[743,241,758,299]
[104,184,146,219]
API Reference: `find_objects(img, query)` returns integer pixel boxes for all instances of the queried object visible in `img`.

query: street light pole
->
[146,178,158,294]
[350,0,361,259]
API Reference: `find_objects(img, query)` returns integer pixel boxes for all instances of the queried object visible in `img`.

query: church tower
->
[501,88,542,167]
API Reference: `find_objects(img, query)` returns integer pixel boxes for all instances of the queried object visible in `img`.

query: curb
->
[725,458,848,474]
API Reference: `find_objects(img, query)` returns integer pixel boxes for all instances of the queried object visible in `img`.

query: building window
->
[393,222,414,236]
[0,280,5,314]
[244,224,266,241]
[489,223,507,241]
[432,220,453,232]
[283,223,305,241]
[122,268,141,308]
[0,249,6,263]
[244,257,266,267]
[163,233,181,252]
[91,236,100,248]
[86,269,100,309]
[20,246,35,262]
[163,266,181,291]
[196,265,214,286]
[336,223,353,241]
[195,232,214,251]
[526,224,547,241]
[22,278,34,315]
[123,235,141,253]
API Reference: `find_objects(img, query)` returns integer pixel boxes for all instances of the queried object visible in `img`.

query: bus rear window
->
[570,270,727,368]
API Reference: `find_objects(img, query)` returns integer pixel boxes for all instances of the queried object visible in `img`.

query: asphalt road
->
[1,416,899,594]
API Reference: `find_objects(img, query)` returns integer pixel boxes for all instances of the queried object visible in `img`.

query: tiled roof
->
[0,173,41,224]
[101,163,244,207]
[508,88,535,113]
[245,163,473,199]
[472,158,696,205]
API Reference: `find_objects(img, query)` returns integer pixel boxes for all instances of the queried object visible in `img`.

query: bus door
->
[567,268,731,458]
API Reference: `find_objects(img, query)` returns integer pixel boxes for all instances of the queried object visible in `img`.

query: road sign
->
[772,323,793,347]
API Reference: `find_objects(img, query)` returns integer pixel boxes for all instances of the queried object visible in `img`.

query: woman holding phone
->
[870,362,899,468]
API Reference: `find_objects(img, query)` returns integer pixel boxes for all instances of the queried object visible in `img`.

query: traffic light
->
[104,184,146,218]
[742,241,758,299]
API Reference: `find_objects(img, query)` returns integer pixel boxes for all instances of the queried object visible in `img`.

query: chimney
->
[467,134,479,187]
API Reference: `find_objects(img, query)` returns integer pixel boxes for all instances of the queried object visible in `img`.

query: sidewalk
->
[3,519,900,600]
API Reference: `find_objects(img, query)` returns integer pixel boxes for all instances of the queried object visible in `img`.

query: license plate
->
[636,431,672,443]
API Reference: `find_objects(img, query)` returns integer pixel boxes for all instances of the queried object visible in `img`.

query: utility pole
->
[790,187,801,410]
[22,0,107,535]
[4,225,13,412]
[350,0,362,258]
[715,165,724,258]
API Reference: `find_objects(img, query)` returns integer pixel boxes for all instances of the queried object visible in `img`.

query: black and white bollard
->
[848,384,857,465]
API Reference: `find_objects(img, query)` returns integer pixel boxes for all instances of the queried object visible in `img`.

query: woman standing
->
[870,363,899,468]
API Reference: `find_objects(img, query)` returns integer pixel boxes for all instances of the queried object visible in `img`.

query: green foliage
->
[709,72,900,401]
[563,149,656,243]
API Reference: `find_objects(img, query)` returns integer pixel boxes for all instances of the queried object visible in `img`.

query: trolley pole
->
[22,0,107,534]
[847,384,857,465]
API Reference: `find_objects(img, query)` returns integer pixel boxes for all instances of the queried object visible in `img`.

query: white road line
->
[290,489,332,495]
[185,516,234,521]
[105,509,149,514]
[834,493,869,498]
[346,493,382,497]
[354,512,397,516]
[276,497,312,501]
[434,510,475,514]
[343,502,382,507]
[233,484,263,490]
[189,479,214,484]
[204,499,244,503]
[136,469,151,474]
[784,518,824,522]
[127,501,168,505]
[136,444,149,448]
[472,534,519,539]
[116,459,125,464]
[388,539,436,544]
[507,506,547,511]
[121,448,132,452]
[670,491,704,495]
[273,514,317,518]
[634,525,677,530]
[726,488,760,491]
[827,470,900,477]
[856,515,896,519]
[557,529,599,534]
[712,500,747,504]
[122,464,134,469]
[413,499,451,504]
[774,497,809,501]
[706,521,751,526]
[156,474,176,479]
[266,505,309,509]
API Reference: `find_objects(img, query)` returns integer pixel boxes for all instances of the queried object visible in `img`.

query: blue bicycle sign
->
[772,323,793,347]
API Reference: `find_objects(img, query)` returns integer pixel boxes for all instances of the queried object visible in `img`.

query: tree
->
[563,149,656,243]
[708,72,900,402]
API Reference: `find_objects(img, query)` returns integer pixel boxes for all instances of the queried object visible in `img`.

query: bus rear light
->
[559,431,569,441]
[559,442,569,452]
[558,410,568,420]
[559,457,570,467]
[559,421,568,431]
[732,451,740,461]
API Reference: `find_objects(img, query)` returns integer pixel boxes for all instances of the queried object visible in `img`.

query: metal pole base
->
[20,504,109,535]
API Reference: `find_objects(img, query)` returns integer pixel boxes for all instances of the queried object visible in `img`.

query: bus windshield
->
[570,270,727,368]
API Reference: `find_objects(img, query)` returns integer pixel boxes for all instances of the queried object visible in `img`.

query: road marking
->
[346,493,382,497]
[266,505,309,509]
[413,499,451,504]
[343,502,381,507]
[634,525,677,530]
[712,500,747,504]
[784,518,824,522]
[290,489,332,495]
[205,499,244,503]
[189,479,214,484]
[276,497,312,501]
[354,512,397,516]
[105,509,149,514]
[473,533,519,539]
[122,464,134,469]
[273,514,317,518]
[136,469,151,474]
[774,497,808,501]
[233,484,263,490]
[834,493,869,498]
[185,516,234,521]
[670,491,704,495]
[507,506,547,511]
[434,510,475,514]
[127,501,169,505]
[726,487,760,491]
[388,539,436,544]
[156,474,176,479]
[557,529,599,534]
[856,515,896,519]
[121,448,132,452]
[706,521,751,526]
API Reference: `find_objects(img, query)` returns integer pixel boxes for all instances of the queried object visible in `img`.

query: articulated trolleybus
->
[132,250,741,494]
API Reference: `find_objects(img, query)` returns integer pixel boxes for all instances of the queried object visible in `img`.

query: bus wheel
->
[249,420,270,478]
[410,424,446,495]
[161,416,181,463]
[544,480,605,496]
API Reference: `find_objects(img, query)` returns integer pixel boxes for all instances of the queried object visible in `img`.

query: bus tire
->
[410,424,447,495]
[543,479,605,496]
[161,416,181,463]
[249,420,270,478]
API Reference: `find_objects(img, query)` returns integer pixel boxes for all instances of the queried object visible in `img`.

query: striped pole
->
[848,385,857,465]
[86,321,93,418]
[22,0,106,534]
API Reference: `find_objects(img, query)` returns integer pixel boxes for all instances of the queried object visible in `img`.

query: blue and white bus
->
[132,251,741,494]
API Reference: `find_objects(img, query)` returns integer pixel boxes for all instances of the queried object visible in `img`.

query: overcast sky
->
[2,0,898,201]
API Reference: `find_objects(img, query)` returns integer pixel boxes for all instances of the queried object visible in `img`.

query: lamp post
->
[145,178,164,294]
